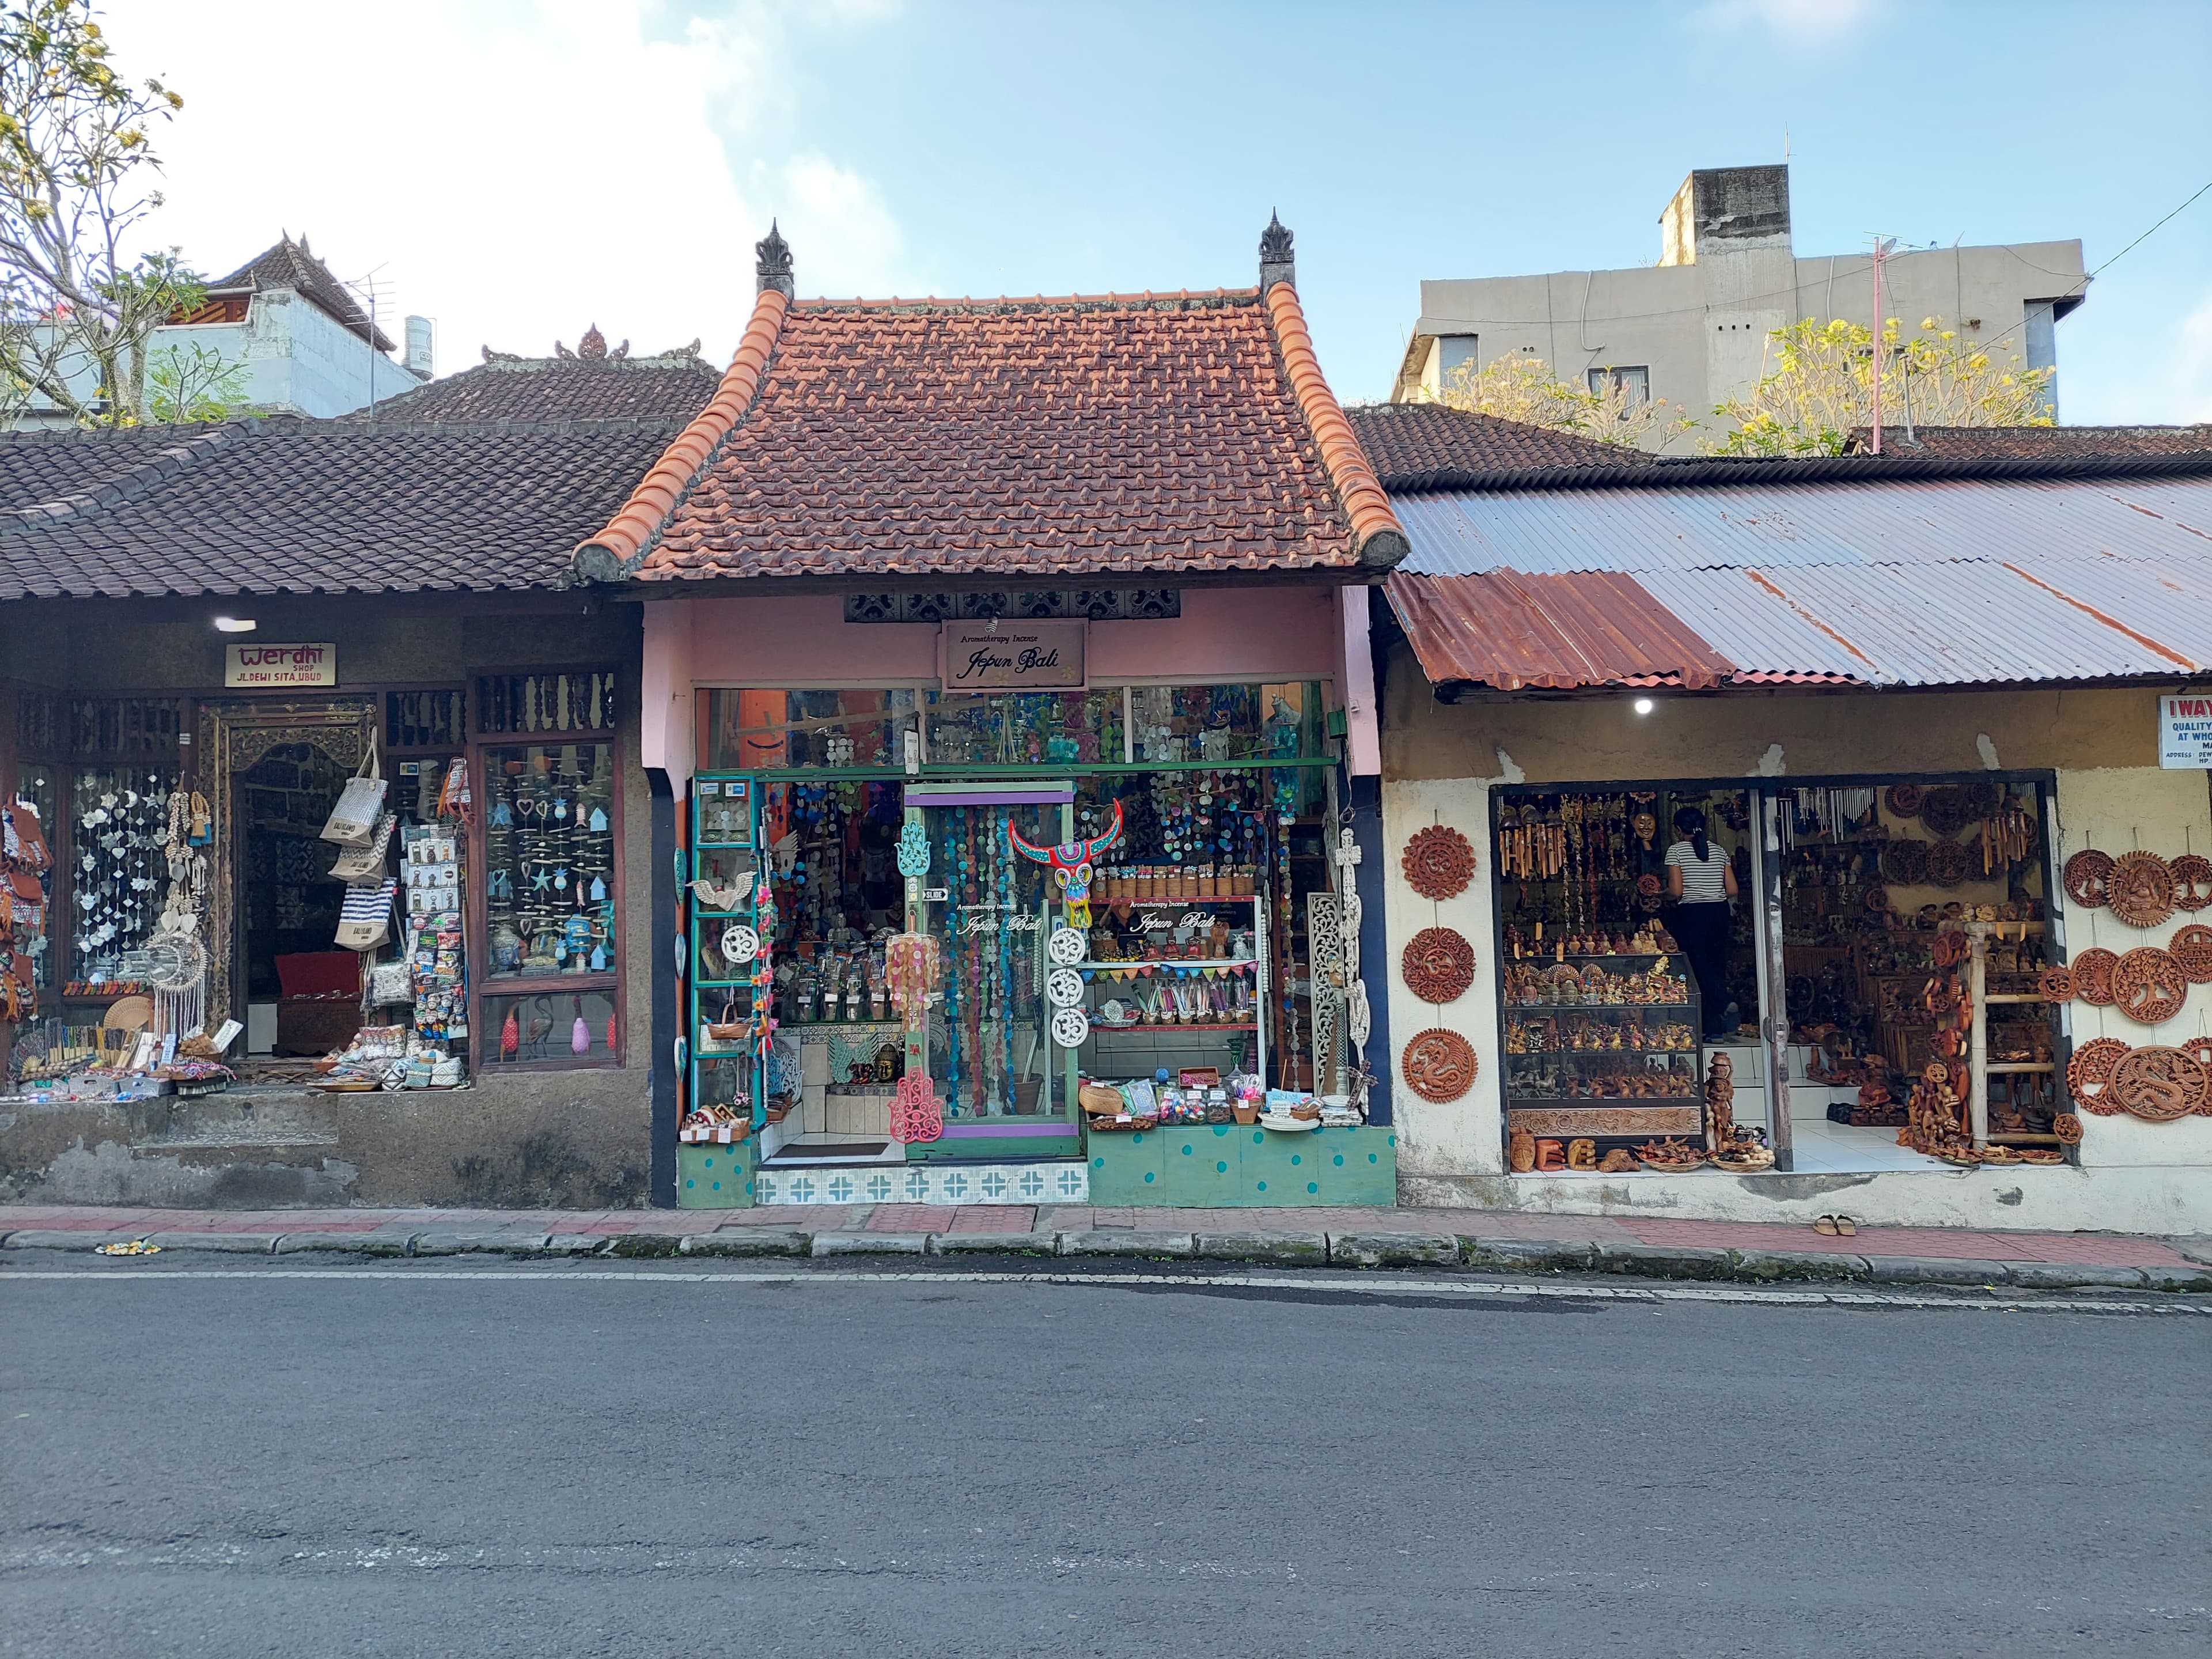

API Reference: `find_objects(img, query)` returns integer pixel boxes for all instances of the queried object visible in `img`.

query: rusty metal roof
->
[1388,475,2212,689]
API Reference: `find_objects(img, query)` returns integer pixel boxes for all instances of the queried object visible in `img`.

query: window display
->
[481,742,616,980]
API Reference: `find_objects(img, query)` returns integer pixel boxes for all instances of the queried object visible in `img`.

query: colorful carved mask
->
[1006,801,1125,926]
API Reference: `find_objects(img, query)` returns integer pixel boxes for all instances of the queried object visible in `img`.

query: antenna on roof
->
[342,263,395,424]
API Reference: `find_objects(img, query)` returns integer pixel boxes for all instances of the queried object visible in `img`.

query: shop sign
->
[225,642,336,688]
[939,620,1085,692]
[2158,695,2212,768]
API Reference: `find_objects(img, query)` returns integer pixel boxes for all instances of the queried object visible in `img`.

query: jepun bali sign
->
[939,620,1085,692]
[225,643,336,688]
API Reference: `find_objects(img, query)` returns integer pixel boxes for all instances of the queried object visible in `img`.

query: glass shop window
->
[479,743,617,982]
[67,765,178,986]
[1127,682,1325,764]
[923,689,1124,766]
[481,987,619,1068]
[702,690,919,771]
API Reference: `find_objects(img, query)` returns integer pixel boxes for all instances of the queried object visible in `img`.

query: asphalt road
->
[2,1257,2206,1659]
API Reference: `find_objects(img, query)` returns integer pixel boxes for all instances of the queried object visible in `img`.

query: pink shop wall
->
[642,586,1362,782]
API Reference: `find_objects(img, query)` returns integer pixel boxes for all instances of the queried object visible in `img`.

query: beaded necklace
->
[941,820,961,1112]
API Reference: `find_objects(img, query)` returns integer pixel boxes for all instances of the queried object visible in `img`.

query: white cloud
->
[96,0,913,374]
[1692,0,1883,41]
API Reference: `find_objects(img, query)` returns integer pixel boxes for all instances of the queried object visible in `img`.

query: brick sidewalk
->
[2,1202,2200,1269]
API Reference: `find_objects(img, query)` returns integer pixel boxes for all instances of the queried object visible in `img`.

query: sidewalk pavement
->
[3,1203,2208,1291]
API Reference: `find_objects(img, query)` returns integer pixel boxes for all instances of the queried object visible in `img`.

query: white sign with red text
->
[2159,694,2212,768]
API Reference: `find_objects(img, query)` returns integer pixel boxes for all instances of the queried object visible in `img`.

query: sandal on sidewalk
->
[1814,1215,1840,1236]
[1834,1216,1858,1237]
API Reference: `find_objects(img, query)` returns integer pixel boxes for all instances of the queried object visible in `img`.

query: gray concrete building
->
[1392,165,2084,446]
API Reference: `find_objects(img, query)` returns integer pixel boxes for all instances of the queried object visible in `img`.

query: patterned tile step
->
[755,1162,1087,1209]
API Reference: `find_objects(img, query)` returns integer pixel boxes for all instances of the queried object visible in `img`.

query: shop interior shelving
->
[685,776,764,1139]
[1075,890,1267,1085]
[1502,952,1703,1145]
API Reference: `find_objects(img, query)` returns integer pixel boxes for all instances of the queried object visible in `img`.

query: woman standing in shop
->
[1665,807,1738,1041]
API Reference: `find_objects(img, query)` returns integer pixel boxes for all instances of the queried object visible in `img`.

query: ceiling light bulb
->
[214,616,257,633]
[1633,697,1655,715]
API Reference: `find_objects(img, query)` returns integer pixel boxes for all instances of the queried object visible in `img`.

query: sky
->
[99,0,2212,420]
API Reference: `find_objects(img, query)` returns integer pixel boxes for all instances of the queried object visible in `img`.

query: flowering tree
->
[1709,316,2056,457]
[1422,350,1696,449]
[0,0,206,426]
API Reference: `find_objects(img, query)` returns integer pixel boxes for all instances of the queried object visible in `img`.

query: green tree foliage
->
[1418,350,1698,449]
[1709,317,2056,457]
[0,0,227,426]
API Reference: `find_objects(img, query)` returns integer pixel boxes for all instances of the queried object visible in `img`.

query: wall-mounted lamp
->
[213,616,257,634]
[1633,697,1655,715]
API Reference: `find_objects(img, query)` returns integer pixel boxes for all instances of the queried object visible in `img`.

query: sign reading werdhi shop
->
[224,643,337,689]
[2159,694,2212,768]
[939,620,1085,692]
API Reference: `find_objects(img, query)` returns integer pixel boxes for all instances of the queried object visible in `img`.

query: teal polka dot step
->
[1084,1123,1396,1207]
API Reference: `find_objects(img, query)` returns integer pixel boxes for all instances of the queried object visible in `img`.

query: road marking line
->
[1,1266,2200,1315]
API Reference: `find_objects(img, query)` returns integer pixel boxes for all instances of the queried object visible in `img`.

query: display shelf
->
[1092,1021,1259,1034]
[1987,1061,2056,1073]
[1505,1096,1702,1109]
[1080,959,1258,971]
[1508,1002,1696,1014]
[1506,1050,1700,1062]
[1099,893,1262,907]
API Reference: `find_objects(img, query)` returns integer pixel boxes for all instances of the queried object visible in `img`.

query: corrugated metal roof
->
[1389,475,2212,688]
[1388,569,1732,692]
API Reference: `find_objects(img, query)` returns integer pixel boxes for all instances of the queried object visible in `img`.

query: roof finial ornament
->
[1259,211,1295,293]
[756,219,794,299]
[579,324,608,361]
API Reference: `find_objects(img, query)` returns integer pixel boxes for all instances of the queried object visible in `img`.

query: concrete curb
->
[1459,1237,1597,1274]
[1858,1255,2010,1287]
[2006,1262,2149,1290]
[142,1232,278,1254]
[3,1222,2204,1292]
[272,1232,415,1256]
[927,1232,1058,1256]
[407,1233,552,1257]
[1593,1241,1735,1282]
[1194,1231,1328,1265]
[812,1232,926,1257]
[1,1230,139,1251]
[679,1230,810,1257]
[1328,1232,1460,1268]
[1058,1230,1196,1259]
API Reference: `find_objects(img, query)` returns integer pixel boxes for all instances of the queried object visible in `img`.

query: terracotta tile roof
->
[1347,403,1651,486]
[575,285,1404,584]
[1844,424,2212,459]
[209,234,395,351]
[350,353,722,426]
[0,416,678,601]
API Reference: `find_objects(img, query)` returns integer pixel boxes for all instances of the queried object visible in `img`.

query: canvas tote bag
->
[335,878,396,951]
[328,812,397,883]
[320,729,387,848]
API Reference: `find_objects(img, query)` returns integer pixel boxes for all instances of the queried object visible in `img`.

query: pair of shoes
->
[1813,1214,1858,1237]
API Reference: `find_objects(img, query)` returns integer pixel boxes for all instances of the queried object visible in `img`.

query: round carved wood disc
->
[2066,1036,2130,1112]
[1400,926,1476,1005]
[2063,849,2114,909]
[1402,826,1476,902]
[2052,1112,2085,1145]
[2108,1046,2205,1122]
[2112,946,2187,1024]
[2107,851,2177,929]
[2070,948,2120,1006]
[2169,854,2212,913]
[1400,1027,1478,1103]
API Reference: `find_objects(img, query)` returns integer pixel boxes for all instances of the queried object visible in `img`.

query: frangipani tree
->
[0,0,207,426]
[1710,316,2056,457]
